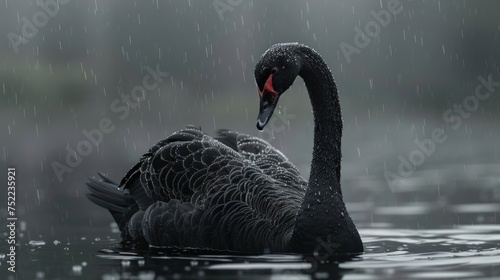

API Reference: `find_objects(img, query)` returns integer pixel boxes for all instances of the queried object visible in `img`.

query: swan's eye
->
[271,67,278,74]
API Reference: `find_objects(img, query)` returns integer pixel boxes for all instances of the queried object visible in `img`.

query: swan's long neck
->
[301,50,343,186]
[290,46,362,253]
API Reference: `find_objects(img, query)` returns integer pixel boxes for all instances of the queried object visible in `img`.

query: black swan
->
[87,43,363,254]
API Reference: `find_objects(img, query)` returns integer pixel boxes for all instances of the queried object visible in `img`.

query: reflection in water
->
[1,225,499,279]
[347,226,500,279]
[1,166,499,279]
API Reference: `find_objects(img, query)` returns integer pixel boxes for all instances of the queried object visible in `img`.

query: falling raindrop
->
[29,240,46,247]
[72,265,83,275]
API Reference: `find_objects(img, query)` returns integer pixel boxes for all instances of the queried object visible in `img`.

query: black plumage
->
[87,43,363,254]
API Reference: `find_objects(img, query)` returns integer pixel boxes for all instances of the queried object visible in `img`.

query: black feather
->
[86,43,363,255]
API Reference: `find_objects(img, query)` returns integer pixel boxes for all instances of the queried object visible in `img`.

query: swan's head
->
[254,43,302,130]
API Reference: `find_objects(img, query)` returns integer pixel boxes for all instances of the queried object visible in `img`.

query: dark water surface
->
[3,219,500,279]
[2,165,500,280]
[2,1,500,279]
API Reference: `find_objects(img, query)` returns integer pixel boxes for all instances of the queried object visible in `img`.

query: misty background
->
[1,0,499,240]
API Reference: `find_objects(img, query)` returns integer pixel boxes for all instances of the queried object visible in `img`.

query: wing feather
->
[117,126,306,251]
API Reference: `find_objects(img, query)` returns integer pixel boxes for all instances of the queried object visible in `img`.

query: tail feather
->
[86,174,132,224]
[86,171,155,226]
[97,172,120,185]
[86,178,129,209]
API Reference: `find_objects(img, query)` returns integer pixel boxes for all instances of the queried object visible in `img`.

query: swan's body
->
[87,43,363,254]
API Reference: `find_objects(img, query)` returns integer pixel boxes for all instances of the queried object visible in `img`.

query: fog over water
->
[1,1,500,279]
